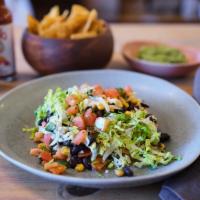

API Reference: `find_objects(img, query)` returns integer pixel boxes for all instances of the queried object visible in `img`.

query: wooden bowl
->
[22,25,114,75]
[122,41,200,78]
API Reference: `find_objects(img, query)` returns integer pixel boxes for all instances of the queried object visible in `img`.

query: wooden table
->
[0,24,199,200]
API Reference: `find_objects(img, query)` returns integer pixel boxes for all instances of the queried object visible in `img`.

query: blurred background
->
[5,0,200,26]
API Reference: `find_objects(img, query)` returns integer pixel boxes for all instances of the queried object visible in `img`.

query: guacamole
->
[138,45,187,64]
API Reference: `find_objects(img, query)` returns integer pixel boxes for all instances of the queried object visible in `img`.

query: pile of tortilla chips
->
[28,4,105,39]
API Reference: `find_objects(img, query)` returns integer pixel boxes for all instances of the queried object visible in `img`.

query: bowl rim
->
[1,69,200,188]
[23,22,112,42]
[122,40,200,68]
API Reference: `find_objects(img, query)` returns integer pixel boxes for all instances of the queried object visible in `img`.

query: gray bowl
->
[1,69,200,188]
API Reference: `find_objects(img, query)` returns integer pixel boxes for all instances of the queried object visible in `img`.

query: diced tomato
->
[93,85,104,96]
[40,151,52,162]
[92,156,107,171]
[124,85,133,96]
[34,132,44,142]
[30,148,42,156]
[44,162,58,170]
[84,108,97,126]
[44,162,66,174]
[73,130,87,145]
[53,149,66,160]
[48,165,66,175]
[104,88,119,98]
[43,134,52,146]
[66,105,79,115]
[66,95,79,106]
[73,116,85,130]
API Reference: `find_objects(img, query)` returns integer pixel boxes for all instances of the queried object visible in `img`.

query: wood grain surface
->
[0,24,199,200]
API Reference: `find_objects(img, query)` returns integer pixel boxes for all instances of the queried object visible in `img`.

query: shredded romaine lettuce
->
[22,127,38,139]
[34,88,67,124]
[96,111,176,168]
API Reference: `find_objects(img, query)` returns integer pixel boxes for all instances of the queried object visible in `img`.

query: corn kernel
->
[115,99,123,108]
[115,169,124,177]
[60,146,70,156]
[37,143,49,151]
[128,96,141,105]
[34,132,43,142]
[159,143,166,151]
[75,163,85,172]
[119,97,129,108]
[109,105,115,112]
[125,111,132,116]
[97,103,104,110]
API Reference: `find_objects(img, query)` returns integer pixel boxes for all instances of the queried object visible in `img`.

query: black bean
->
[38,119,43,126]
[149,116,157,123]
[123,167,134,177]
[160,133,170,143]
[47,110,54,117]
[96,110,105,117]
[87,89,93,96]
[71,146,81,156]
[83,157,92,170]
[141,102,149,108]
[84,106,92,112]
[69,156,81,168]
[128,103,139,111]
[49,147,57,155]
[120,107,127,112]
[134,106,139,110]
[38,157,42,164]
[62,123,68,127]
[50,112,54,117]
[145,113,152,118]
[88,135,96,145]
[146,113,157,123]
[71,144,87,156]
[58,141,64,145]
[43,116,49,123]
[114,109,124,114]
[91,106,98,112]
[87,126,96,134]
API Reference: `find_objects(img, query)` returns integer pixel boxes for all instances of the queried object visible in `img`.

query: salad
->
[24,84,178,177]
